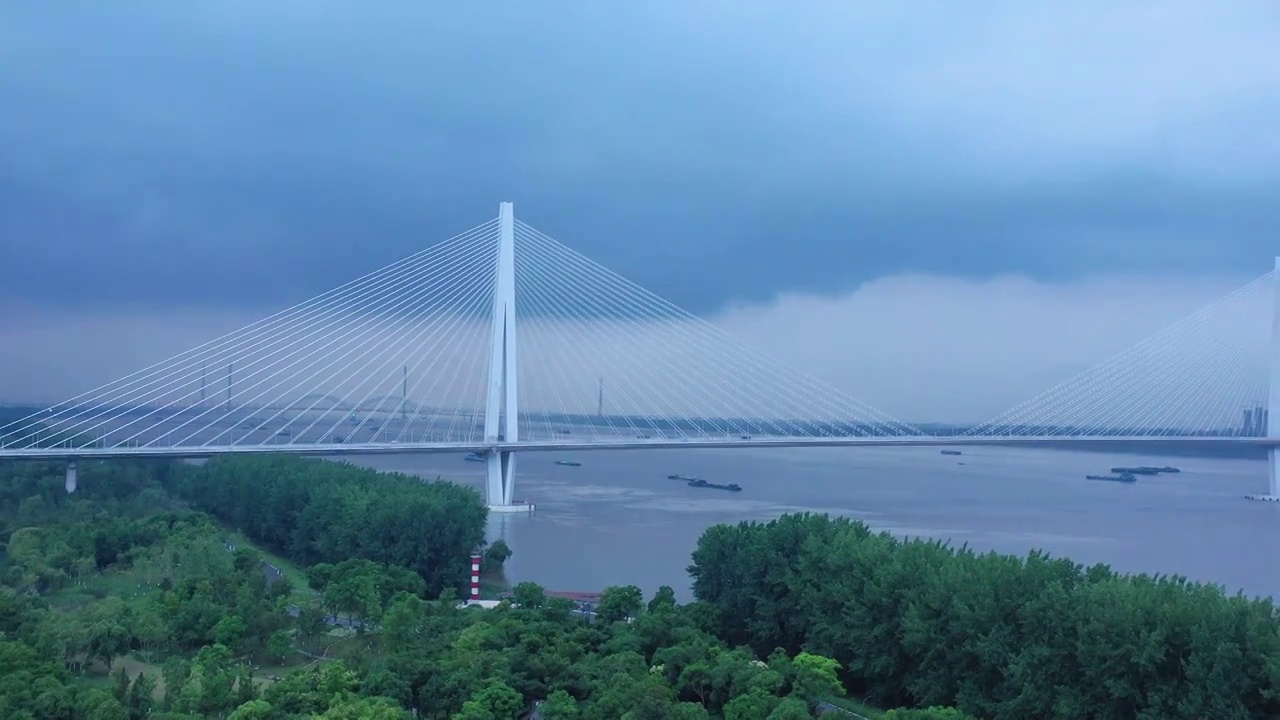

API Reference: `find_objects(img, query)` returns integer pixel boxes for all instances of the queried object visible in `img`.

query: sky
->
[1,1,1279,423]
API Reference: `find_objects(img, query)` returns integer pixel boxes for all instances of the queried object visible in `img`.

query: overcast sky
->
[2,1,1278,423]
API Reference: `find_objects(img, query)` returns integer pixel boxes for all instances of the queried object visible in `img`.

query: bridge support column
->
[1267,451,1280,500]
[484,202,534,514]
[485,450,528,511]
[65,461,77,494]
[1249,256,1280,502]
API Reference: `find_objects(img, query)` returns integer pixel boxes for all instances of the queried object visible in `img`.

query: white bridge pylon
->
[483,202,525,512]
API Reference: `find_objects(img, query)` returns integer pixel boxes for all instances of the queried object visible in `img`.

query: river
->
[343,445,1280,602]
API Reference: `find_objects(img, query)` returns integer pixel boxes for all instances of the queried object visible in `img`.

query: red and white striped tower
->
[469,550,483,602]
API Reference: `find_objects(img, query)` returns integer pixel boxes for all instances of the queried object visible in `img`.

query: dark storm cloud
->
[1,1,1278,315]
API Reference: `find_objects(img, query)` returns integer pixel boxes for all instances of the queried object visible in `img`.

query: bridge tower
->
[1265,255,1280,501]
[483,202,532,512]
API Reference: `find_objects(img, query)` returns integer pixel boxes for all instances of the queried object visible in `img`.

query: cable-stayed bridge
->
[2,203,1279,508]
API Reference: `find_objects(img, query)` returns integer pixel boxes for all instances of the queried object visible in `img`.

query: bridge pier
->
[1248,450,1280,502]
[485,449,532,512]
[1271,450,1280,499]
[65,461,77,494]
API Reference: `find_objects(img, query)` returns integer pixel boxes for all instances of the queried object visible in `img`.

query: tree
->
[723,689,779,720]
[597,585,644,623]
[380,595,424,654]
[320,696,412,719]
[512,581,547,609]
[296,605,328,652]
[74,688,129,720]
[485,539,513,569]
[540,689,580,719]
[229,699,272,720]
[267,629,293,664]
[112,667,131,702]
[459,681,523,719]
[647,585,678,613]
[790,652,843,706]
[126,672,156,719]
[766,698,811,720]
[82,600,132,672]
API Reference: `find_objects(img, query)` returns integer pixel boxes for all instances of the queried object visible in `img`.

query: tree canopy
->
[689,512,1280,719]
[166,455,487,595]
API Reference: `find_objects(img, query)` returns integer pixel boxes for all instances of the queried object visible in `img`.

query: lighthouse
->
[469,548,483,602]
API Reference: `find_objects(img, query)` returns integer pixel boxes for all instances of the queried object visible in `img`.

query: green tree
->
[512,581,547,609]
[320,696,413,719]
[267,629,292,663]
[462,680,523,719]
[112,667,131,702]
[647,585,678,613]
[485,539,513,569]
[229,699,273,719]
[75,688,129,720]
[765,698,812,720]
[723,689,779,720]
[126,672,156,719]
[790,652,843,705]
[597,585,644,623]
[540,689,580,719]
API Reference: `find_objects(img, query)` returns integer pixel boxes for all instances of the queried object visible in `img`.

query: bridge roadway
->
[0,435,1274,462]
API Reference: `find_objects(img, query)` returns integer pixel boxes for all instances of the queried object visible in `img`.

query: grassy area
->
[221,527,317,604]
[46,569,162,612]
[253,632,366,686]
[822,694,884,718]
[80,654,167,699]
[252,653,314,686]
[45,526,317,612]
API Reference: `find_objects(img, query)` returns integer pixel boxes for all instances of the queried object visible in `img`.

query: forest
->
[0,454,1275,718]
[691,513,1280,719]
[167,455,489,596]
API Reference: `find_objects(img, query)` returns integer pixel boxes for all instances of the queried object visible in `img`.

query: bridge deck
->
[0,435,1273,461]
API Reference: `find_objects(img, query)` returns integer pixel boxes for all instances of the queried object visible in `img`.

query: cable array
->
[7,207,1269,453]
[510,220,924,439]
[0,220,501,451]
[966,271,1275,438]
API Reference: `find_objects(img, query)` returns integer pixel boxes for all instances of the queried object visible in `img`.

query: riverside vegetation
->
[0,454,1275,718]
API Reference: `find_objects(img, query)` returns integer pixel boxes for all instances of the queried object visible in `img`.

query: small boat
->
[668,474,700,481]
[687,478,743,492]
[940,450,962,456]
[555,460,581,467]
[1086,473,1137,484]
[464,452,486,463]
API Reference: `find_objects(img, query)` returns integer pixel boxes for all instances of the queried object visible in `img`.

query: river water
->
[344,446,1280,602]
